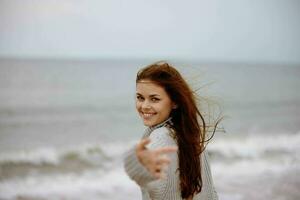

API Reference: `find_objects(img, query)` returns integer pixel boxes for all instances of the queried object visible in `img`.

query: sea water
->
[0,59,299,200]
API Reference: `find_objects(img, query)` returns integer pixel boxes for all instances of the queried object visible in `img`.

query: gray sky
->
[0,0,299,64]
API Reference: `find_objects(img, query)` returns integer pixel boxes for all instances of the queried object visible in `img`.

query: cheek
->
[135,101,141,110]
[165,102,174,114]
[158,102,172,114]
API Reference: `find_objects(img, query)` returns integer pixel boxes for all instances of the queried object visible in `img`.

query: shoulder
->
[149,126,174,141]
[147,126,177,149]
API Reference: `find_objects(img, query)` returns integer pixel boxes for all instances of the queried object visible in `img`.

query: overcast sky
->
[0,0,299,64]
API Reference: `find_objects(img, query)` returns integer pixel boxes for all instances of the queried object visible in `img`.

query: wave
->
[208,131,300,179]
[0,141,139,200]
[208,130,300,161]
[0,141,133,180]
[1,131,299,171]
[0,167,139,200]
[1,130,299,180]
[0,131,300,200]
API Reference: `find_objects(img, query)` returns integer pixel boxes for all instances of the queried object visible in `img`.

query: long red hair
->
[136,61,220,198]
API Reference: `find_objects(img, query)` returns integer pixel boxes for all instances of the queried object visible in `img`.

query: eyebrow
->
[136,93,160,97]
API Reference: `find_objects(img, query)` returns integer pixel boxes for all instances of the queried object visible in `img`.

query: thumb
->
[136,138,151,151]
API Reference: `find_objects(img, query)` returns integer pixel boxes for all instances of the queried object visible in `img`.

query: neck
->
[142,117,173,138]
[149,117,172,130]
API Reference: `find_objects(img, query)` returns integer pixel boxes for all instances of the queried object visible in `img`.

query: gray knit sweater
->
[124,120,219,200]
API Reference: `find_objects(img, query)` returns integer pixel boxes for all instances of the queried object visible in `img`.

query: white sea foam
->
[0,141,135,166]
[0,167,139,200]
[209,131,300,180]
[0,136,297,200]
[1,130,299,167]
[0,147,60,165]
[210,131,300,159]
[0,140,138,199]
[1,132,299,199]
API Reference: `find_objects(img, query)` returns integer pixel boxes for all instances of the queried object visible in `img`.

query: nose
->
[141,100,151,110]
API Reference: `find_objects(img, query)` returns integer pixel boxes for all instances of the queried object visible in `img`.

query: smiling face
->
[136,80,176,127]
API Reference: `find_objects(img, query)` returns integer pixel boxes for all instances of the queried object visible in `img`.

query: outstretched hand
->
[136,138,177,179]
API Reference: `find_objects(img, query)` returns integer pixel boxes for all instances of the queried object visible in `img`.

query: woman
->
[124,62,220,200]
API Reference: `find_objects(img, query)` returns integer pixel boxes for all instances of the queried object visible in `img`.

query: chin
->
[142,117,159,127]
[143,120,154,127]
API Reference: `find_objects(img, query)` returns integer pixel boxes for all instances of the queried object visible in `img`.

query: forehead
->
[136,80,167,95]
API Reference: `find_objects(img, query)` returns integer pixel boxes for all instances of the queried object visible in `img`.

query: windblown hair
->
[136,61,220,199]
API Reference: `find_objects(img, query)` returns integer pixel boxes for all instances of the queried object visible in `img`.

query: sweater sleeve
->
[147,131,219,200]
[123,127,176,189]
[123,145,156,187]
[144,127,178,199]
[124,127,219,200]
[200,150,219,200]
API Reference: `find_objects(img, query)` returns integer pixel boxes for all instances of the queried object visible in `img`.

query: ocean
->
[0,59,299,200]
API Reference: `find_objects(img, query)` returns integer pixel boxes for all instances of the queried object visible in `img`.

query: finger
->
[154,170,162,179]
[155,146,177,155]
[154,170,167,180]
[156,159,171,176]
[156,156,171,165]
[136,138,151,151]
[161,163,168,172]
[159,172,167,180]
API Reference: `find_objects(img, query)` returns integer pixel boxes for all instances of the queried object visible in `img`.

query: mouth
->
[141,112,156,119]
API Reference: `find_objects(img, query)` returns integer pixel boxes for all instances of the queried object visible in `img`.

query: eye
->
[136,95,144,101]
[151,97,160,102]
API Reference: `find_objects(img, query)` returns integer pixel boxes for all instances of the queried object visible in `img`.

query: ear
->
[172,103,178,109]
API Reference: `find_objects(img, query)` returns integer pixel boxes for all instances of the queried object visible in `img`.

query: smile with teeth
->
[142,112,156,119]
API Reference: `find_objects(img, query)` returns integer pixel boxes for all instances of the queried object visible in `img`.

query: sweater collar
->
[142,117,173,138]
